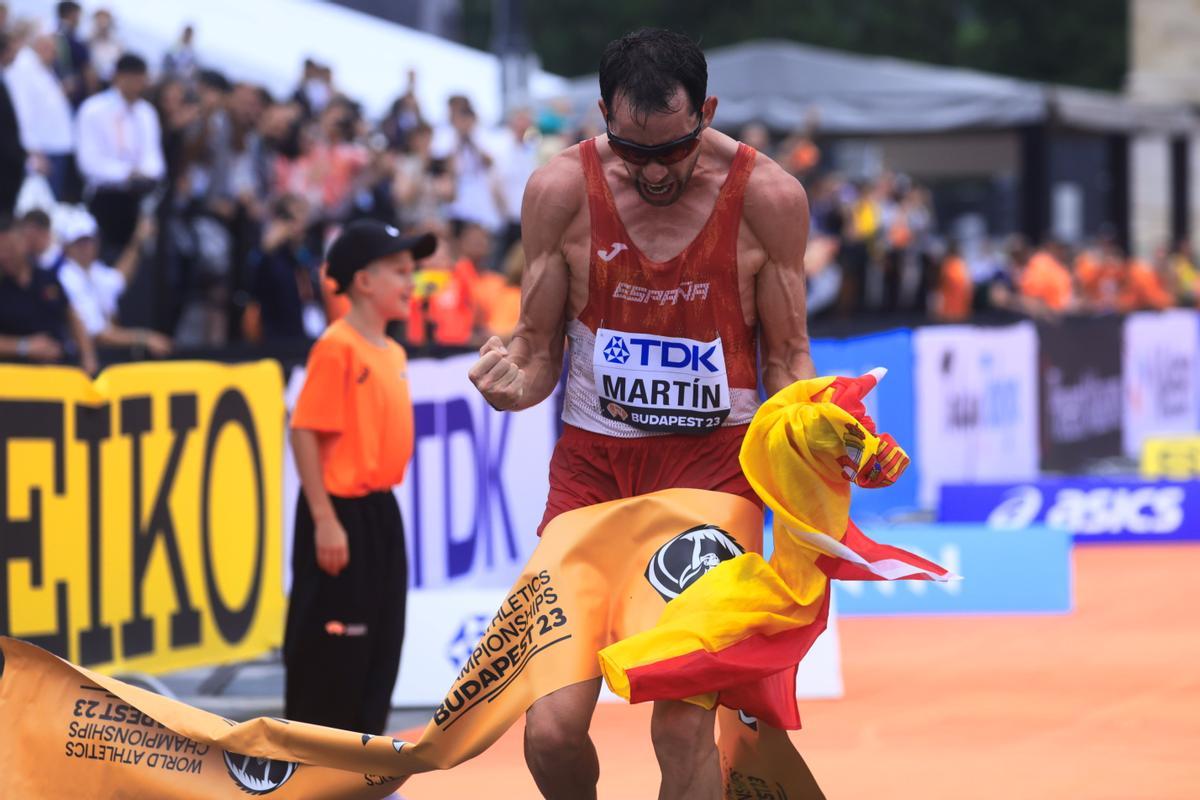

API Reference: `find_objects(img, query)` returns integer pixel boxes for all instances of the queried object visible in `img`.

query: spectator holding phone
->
[392,121,454,229]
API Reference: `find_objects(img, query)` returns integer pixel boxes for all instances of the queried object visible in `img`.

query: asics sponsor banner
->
[1038,316,1123,471]
[284,353,557,591]
[834,524,1071,615]
[593,327,731,433]
[938,478,1200,543]
[914,323,1039,508]
[0,362,284,675]
[1122,310,1200,458]
[811,329,918,519]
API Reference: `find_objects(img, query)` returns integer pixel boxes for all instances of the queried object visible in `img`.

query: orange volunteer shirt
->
[1119,260,1172,311]
[938,255,972,320]
[1021,251,1073,312]
[291,319,415,497]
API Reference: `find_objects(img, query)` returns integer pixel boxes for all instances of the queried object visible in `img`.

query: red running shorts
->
[537,423,762,536]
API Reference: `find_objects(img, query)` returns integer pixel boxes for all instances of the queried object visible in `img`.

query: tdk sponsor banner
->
[393,589,844,706]
[810,329,918,518]
[938,479,1200,543]
[834,524,1072,615]
[1122,310,1200,458]
[284,353,557,592]
[594,327,731,433]
[914,322,1039,508]
[1038,316,1123,471]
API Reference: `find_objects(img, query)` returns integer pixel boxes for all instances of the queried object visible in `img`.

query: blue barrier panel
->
[938,478,1200,543]
[811,329,917,519]
[833,524,1072,615]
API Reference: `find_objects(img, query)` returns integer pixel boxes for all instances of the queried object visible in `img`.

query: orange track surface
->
[400,543,1200,799]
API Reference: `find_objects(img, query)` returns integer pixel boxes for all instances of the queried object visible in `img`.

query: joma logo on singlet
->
[613,281,710,305]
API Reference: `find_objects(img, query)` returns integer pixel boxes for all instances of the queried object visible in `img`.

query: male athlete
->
[469,28,881,800]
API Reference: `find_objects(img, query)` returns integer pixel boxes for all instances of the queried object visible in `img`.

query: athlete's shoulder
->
[744,151,809,219]
[522,144,586,239]
[740,150,809,261]
[525,144,585,207]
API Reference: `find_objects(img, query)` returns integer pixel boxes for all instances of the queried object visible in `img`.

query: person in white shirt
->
[4,35,75,199]
[56,208,172,357]
[76,52,164,261]
[492,107,539,265]
[433,96,503,233]
[88,9,123,86]
[161,25,197,86]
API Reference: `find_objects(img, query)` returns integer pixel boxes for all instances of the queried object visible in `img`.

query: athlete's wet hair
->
[599,28,707,122]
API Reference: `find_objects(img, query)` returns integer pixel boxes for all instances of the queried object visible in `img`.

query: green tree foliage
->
[461,0,1126,91]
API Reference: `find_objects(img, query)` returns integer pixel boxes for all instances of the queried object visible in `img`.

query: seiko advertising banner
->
[914,323,1040,509]
[833,524,1072,615]
[810,329,918,519]
[284,353,559,592]
[938,478,1200,543]
[1122,310,1200,458]
[0,361,285,674]
[1038,316,1123,471]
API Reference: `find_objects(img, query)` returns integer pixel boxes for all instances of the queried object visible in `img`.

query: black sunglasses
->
[605,119,704,166]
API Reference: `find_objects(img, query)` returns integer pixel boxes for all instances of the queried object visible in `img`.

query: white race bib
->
[593,327,731,434]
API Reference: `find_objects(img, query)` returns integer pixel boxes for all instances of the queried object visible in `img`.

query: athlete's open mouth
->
[642,181,673,196]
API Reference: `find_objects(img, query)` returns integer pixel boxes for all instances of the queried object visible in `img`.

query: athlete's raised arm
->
[747,162,815,395]
[469,152,581,411]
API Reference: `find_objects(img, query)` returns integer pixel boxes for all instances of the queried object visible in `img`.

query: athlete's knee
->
[524,703,592,758]
[651,701,716,762]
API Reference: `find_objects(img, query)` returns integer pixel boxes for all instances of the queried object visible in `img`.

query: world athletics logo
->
[223,750,298,795]
[644,524,744,602]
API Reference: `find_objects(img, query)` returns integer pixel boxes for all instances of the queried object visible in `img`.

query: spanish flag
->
[0,374,950,798]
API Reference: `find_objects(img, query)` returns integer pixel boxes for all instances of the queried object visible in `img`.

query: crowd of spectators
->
[0,1,546,369]
[745,122,1199,324]
[1,1,1196,372]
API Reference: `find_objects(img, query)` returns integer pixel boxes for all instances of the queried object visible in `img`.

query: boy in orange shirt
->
[284,220,435,734]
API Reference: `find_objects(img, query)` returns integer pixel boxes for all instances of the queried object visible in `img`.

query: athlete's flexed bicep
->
[747,166,815,396]
[470,157,580,411]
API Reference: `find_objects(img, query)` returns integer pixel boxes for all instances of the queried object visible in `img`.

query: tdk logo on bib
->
[593,328,731,435]
[624,337,720,372]
[603,336,630,364]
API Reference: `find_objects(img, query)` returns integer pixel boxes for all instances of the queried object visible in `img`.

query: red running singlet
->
[561,137,760,438]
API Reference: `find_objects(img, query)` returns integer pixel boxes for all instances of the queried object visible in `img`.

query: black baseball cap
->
[325,220,437,294]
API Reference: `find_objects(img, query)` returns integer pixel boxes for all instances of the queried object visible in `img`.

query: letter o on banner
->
[201,389,266,644]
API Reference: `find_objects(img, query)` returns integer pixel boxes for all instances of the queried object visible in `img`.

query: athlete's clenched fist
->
[469,336,526,411]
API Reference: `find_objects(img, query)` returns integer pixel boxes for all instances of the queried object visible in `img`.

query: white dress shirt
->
[58,257,126,337]
[432,127,503,231]
[4,47,74,154]
[492,128,538,225]
[90,35,123,84]
[75,88,165,190]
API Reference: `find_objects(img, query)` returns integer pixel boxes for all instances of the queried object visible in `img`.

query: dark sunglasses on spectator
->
[605,119,704,166]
